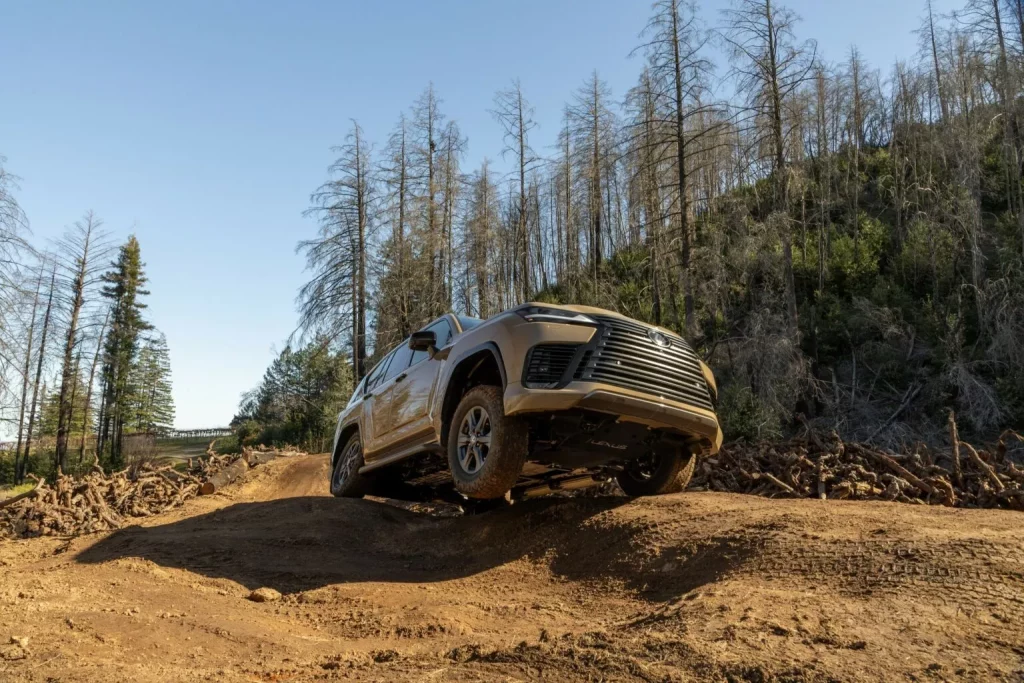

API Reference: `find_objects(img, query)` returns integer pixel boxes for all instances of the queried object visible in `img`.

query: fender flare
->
[444,342,507,392]
[331,420,361,470]
[437,342,508,444]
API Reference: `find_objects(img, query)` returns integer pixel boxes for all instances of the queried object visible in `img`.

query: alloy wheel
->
[334,438,362,490]
[456,405,492,475]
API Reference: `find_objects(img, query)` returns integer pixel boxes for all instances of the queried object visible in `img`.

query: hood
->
[518,301,682,338]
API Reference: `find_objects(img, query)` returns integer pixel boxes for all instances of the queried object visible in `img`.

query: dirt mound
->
[2,454,1023,681]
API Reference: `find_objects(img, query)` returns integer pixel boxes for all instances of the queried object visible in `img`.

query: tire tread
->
[447,385,527,499]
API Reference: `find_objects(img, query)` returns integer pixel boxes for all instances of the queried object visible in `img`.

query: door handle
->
[394,373,407,383]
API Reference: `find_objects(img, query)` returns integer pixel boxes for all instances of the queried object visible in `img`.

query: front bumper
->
[504,381,723,453]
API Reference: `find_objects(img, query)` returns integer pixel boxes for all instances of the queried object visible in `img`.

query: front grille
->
[525,344,580,387]
[573,316,714,411]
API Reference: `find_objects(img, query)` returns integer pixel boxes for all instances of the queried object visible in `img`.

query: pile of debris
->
[0,445,298,539]
[692,415,1024,510]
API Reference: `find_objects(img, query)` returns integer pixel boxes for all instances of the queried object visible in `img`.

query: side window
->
[382,342,415,382]
[364,350,395,392]
[433,319,454,347]
[411,319,453,365]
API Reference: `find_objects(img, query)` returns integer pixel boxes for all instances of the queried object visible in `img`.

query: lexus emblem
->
[648,329,671,348]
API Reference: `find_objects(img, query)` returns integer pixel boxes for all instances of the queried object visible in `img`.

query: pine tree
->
[98,236,150,466]
[126,333,174,433]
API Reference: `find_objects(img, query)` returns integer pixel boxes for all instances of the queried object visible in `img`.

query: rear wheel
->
[447,386,527,499]
[616,446,696,497]
[331,433,370,498]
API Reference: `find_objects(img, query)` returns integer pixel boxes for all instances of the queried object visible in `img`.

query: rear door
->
[360,349,396,456]
[389,318,453,443]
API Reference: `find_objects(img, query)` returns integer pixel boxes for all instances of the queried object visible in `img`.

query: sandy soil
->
[1,454,1022,682]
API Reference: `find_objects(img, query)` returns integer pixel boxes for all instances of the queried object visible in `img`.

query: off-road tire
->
[447,385,528,500]
[331,433,370,498]
[616,447,696,497]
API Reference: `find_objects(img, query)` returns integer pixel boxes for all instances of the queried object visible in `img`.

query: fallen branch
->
[0,479,45,510]
[0,445,298,538]
[691,418,1023,511]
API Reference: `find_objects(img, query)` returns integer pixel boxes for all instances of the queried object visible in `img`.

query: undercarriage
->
[385,409,699,506]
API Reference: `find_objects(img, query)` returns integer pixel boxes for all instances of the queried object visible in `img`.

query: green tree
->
[234,339,352,452]
[37,372,90,439]
[97,236,150,466]
[125,333,175,434]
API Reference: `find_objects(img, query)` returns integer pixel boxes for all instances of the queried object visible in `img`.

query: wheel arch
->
[439,343,507,448]
[332,422,361,470]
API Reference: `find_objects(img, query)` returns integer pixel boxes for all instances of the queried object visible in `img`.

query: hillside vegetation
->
[225,0,1024,450]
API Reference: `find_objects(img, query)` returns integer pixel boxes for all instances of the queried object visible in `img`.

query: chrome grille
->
[573,316,713,411]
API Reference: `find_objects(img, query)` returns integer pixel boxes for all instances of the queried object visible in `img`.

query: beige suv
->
[330,303,722,502]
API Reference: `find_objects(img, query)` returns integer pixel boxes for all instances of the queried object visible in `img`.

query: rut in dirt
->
[75,455,1024,618]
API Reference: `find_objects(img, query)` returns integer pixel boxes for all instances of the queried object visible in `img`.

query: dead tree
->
[54,213,110,471]
[20,264,57,483]
[721,0,817,337]
[492,80,539,302]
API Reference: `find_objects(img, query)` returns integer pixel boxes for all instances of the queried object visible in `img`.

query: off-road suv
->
[329,303,722,502]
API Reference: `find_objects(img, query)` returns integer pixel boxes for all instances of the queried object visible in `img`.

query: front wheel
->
[447,385,528,499]
[616,447,696,497]
[331,433,370,498]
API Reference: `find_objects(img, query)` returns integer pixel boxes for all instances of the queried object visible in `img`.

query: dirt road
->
[1,454,1022,682]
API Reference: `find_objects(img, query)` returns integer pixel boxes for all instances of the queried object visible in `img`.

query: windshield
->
[346,377,366,407]
[457,315,483,332]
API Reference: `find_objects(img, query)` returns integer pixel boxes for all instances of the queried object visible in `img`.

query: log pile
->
[692,416,1024,510]
[1,453,245,539]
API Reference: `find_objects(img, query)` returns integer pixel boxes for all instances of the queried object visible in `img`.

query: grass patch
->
[211,434,242,455]
[0,482,36,501]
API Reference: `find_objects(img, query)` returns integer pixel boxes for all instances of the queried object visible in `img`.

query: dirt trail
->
[1,454,1022,682]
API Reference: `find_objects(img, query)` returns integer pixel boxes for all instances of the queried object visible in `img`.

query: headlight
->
[515,305,597,325]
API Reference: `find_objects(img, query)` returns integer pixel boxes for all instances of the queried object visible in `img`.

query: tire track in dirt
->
[1,454,1023,682]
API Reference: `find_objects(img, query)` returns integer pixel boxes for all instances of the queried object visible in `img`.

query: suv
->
[330,303,722,502]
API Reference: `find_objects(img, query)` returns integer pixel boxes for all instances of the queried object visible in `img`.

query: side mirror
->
[409,330,437,353]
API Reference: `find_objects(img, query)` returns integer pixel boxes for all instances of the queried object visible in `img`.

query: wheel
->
[447,385,528,499]
[331,432,370,498]
[616,446,696,497]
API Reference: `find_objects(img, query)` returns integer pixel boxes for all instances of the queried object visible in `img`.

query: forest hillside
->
[228,0,1024,450]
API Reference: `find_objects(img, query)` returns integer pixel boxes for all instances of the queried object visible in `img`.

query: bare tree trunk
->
[563,112,576,298]
[762,0,799,336]
[354,126,367,379]
[927,0,950,123]
[592,77,603,282]
[12,268,43,482]
[532,182,548,290]
[56,217,96,471]
[397,120,409,336]
[671,0,695,333]
[517,89,530,300]
[79,312,108,465]
[20,266,57,484]
[63,348,84,472]
[426,96,438,313]
[443,132,456,308]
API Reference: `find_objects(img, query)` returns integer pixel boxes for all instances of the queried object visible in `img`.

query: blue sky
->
[1,0,959,428]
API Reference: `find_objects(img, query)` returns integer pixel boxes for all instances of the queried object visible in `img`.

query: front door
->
[388,318,453,443]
